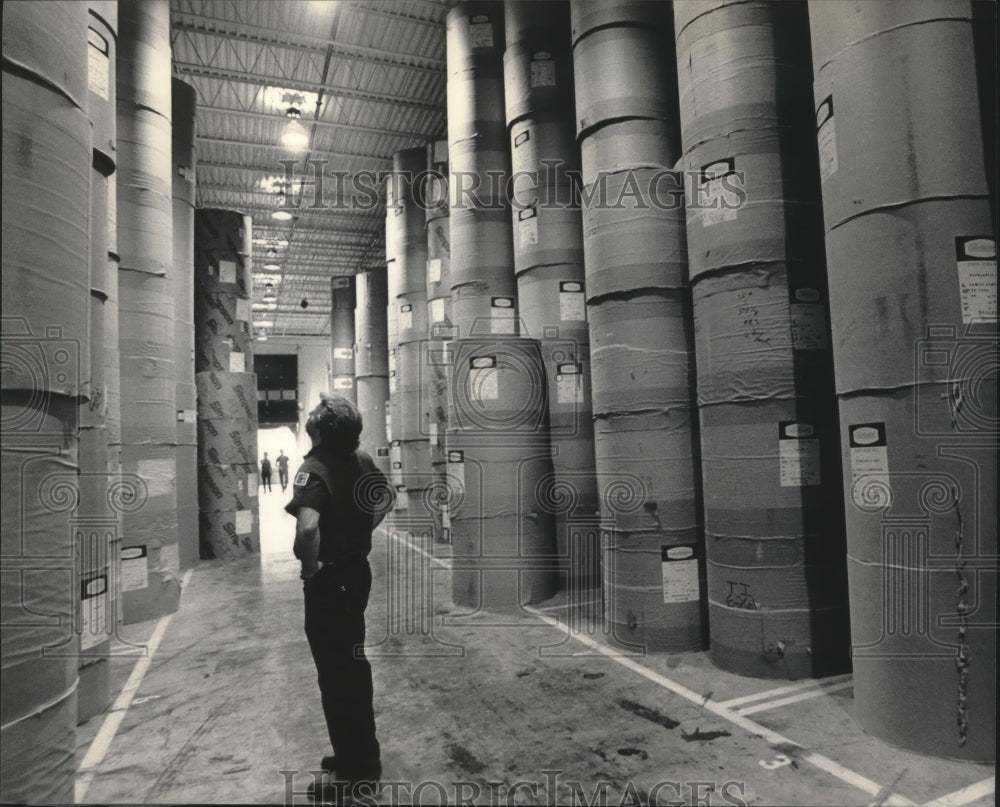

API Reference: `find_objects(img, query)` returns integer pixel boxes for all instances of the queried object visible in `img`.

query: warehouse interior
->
[1,0,996,805]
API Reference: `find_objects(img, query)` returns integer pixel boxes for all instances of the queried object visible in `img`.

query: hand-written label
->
[849,423,890,508]
[955,237,998,324]
[661,546,700,604]
[779,422,821,487]
[469,21,494,48]
[816,96,838,183]
[790,303,828,350]
[530,57,556,87]
[120,546,149,592]
[736,288,771,346]
[559,282,586,321]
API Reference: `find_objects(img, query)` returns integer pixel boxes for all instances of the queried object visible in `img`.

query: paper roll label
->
[428,258,442,284]
[120,545,149,592]
[556,364,582,405]
[660,545,700,604]
[177,409,197,423]
[428,421,438,446]
[469,21,494,48]
[955,237,998,324]
[247,473,258,495]
[333,376,354,390]
[236,297,250,323]
[816,96,838,183]
[471,367,499,401]
[530,57,556,87]
[400,304,413,331]
[430,297,446,323]
[229,352,245,373]
[491,299,516,334]
[220,260,237,284]
[448,450,465,491]
[137,459,176,497]
[849,423,890,508]
[87,28,110,100]
[518,207,539,247]
[333,347,353,360]
[235,509,252,535]
[395,486,409,511]
[779,422,821,487]
[701,158,739,226]
[389,370,397,392]
[559,282,586,321]
[80,571,108,650]
[790,303,829,350]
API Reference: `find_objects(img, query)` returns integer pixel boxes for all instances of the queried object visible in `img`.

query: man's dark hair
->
[305,393,363,453]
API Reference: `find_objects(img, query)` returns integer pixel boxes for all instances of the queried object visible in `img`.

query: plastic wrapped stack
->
[506,0,600,592]
[425,139,454,543]
[355,268,391,475]
[571,0,705,652]
[810,1,996,760]
[387,148,434,508]
[116,0,182,625]
[330,276,357,403]
[1,2,91,800]
[194,209,261,560]
[675,0,848,678]
[172,77,199,573]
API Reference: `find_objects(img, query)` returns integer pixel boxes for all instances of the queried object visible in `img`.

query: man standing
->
[276,449,290,492]
[285,394,393,802]
[260,452,272,493]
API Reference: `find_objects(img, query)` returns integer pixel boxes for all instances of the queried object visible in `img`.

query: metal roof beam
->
[171,14,444,73]
[174,62,444,111]
[195,105,435,141]
[196,134,390,163]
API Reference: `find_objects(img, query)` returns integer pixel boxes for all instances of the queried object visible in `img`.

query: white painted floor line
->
[524,606,916,807]
[392,530,451,569]
[736,680,856,716]
[718,672,854,708]
[922,777,995,807]
[75,567,195,804]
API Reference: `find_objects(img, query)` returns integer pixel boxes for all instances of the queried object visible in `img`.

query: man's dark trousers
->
[303,558,380,777]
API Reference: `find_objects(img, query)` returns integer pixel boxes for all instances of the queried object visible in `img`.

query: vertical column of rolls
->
[76,0,119,725]
[330,276,357,404]
[355,268,391,475]
[810,1,996,760]
[1,2,91,801]
[506,0,600,593]
[116,0,181,625]
[194,209,260,560]
[172,77,199,572]
[676,0,849,679]
[572,0,706,652]
[425,140,455,543]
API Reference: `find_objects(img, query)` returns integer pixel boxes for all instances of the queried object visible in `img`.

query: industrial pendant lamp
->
[280,107,309,150]
[271,190,293,221]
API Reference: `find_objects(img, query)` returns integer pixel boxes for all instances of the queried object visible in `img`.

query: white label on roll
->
[559,281,586,321]
[159,542,179,574]
[430,297,446,323]
[790,303,829,350]
[530,56,556,87]
[389,370,397,393]
[333,347,353,360]
[816,96,837,183]
[120,546,149,592]
[849,423,890,508]
[395,486,409,511]
[779,422,821,487]
[441,341,453,365]
[220,260,237,284]
[701,159,738,226]
[247,473,258,495]
[137,459,175,497]
[229,352,246,373]
[955,237,998,323]
[556,363,582,405]
[442,503,451,532]
[471,366,499,401]
[491,298,516,334]
[333,376,354,390]
[400,304,413,331]
[235,509,252,535]
[469,21,493,48]
[448,450,465,492]
[428,258,442,284]
[80,572,108,650]
[176,409,197,423]
[87,28,110,100]
[428,421,438,446]
[660,546,700,604]
[236,298,250,323]
[518,207,539,247]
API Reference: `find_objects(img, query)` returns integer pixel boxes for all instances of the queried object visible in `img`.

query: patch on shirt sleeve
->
[294,472,310,487]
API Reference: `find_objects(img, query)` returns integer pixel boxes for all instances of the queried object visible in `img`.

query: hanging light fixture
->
[271,190,293,222]
[257,329,268,342]
[263,283,277,302]
[263,263,281,271]
[280,106,309,150]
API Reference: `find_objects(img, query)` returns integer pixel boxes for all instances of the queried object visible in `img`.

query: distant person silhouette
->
[276,450,290,491]
[260,452,272,493]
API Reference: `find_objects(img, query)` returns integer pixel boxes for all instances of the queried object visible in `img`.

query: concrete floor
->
[74,485,995,806]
